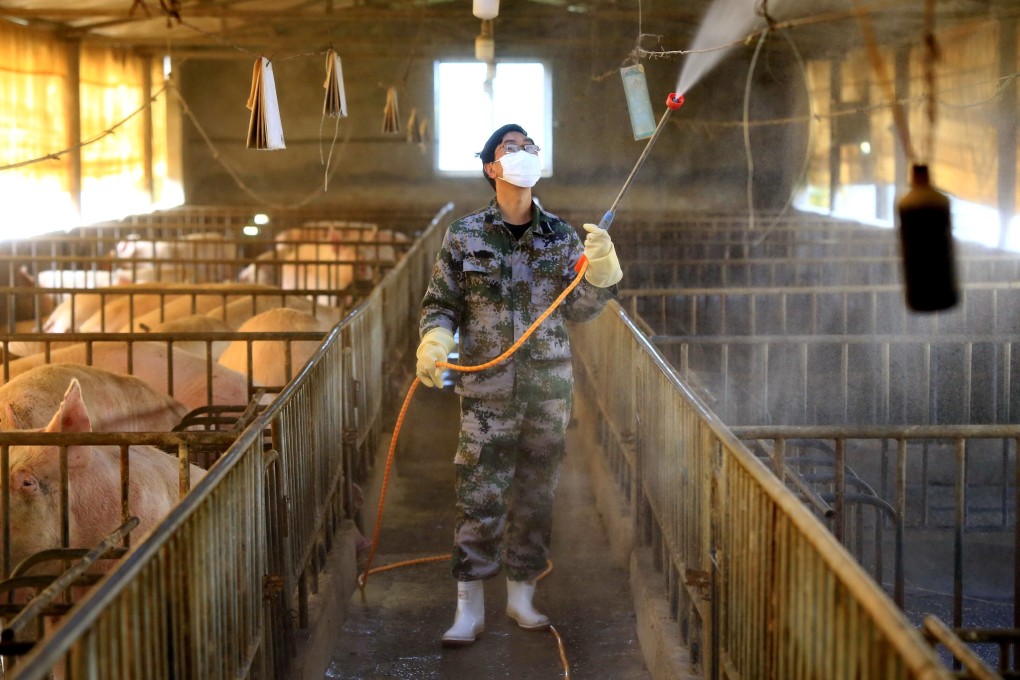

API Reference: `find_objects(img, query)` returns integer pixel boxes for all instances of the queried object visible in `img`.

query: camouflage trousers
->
[452,394,571,582]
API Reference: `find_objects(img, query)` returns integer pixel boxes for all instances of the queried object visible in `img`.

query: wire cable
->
[0,86,168,172]
[743,30,769,233]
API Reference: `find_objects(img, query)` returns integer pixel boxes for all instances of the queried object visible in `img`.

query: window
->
[0,22,180,237]
[434,61,552,176]
[0,22,76,234]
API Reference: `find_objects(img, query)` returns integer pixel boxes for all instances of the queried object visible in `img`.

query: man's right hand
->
[416,327,456,388]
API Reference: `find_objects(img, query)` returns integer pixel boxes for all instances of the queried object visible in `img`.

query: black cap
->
[478,123,527,189]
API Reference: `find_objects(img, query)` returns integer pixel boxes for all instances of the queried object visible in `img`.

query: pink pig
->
[217,307,334,389]
[0,364,188,432]
[237,242,357,305]
[6,379,206,575]
[6,341,252,412]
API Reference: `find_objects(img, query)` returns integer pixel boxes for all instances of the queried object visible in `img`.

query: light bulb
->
[473,0,498,19]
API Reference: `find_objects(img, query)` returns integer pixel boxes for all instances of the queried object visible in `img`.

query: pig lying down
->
[6,341,251,413]
[112,232,235,283]
[0,364,188,432]
[217,307,334,390]
[6,379,206,576]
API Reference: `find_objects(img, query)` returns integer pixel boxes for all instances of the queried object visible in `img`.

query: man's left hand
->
[582,223,623,287]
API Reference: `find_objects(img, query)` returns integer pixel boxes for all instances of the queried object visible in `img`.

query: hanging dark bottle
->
[896,164,959,312]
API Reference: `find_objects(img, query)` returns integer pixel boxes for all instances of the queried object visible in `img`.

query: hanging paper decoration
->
[381,86,401,134]
[406,108,421,144]
[415,115,431,152]
[246,57,286,150]
[323,48,348,118]
[418,116,431,146]
[406,110,430,151]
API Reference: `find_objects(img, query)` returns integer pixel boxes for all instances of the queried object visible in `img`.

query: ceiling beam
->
[8,0,1018,58]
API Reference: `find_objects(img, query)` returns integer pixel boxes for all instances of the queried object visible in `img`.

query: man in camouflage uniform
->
[416,123,623,646]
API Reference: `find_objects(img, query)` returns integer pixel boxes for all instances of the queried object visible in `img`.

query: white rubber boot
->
[442,580,485,646]
[505,578,550,630]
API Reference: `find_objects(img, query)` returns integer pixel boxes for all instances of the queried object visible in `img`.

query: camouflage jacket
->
[420,198,616,400]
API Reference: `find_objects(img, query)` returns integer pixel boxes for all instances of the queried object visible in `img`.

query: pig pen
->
[610,211,1020,675]
[732,427,1018,676]
[626,284,1020,434]
[0,211,419,507]
[0,210,417,476]
[1,223,412,319]
[0,203,451,678]
[0,428,238,651]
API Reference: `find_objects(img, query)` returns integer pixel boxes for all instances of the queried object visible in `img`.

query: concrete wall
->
[178,21,808,219]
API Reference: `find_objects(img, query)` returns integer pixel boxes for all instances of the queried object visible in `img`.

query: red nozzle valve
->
[666,93,685,110]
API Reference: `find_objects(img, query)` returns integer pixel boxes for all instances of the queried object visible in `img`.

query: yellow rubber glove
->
[582,223,623,288]
[416,327,456,388]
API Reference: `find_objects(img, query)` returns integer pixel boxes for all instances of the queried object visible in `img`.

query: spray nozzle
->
[666,92,685,110]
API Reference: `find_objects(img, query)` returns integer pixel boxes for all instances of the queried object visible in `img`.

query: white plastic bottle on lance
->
[896,164,959,312]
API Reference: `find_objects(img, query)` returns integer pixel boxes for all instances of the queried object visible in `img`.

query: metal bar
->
[120,444,130,550]
[1015,436,1020,637]
[0,444,7,579]
[731,424,1020,439]
[784,463,834,519]
[956,436,970,637]
[922,615,1000,680]
[59,446,69,554]
[895,439,907,608]
[834,439,845,543]
[1,518,140,642]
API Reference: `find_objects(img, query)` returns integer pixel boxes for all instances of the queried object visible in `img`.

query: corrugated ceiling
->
[0,0,1017,58]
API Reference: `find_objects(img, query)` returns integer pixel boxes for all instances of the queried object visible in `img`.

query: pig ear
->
[3,403,16,430]
[45,380,94,434]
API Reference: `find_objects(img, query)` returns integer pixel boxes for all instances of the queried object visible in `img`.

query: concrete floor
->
[325,383,652,679]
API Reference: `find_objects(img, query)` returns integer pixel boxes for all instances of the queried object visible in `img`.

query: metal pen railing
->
[731,426,1018,612]
[622,253,1020,289]
[622,281,1020,338]
[571,301,952,679]
[4,203,454,679]
[648,333,1020,427]
[733,426,1018,678]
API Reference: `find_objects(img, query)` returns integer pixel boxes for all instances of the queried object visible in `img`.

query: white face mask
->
[497,151,542,188]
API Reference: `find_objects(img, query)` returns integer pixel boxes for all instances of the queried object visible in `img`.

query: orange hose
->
[358,261,588,677]
[358,554,451,588]
[359,376,420,590]
[536,558,554,582]
[548,625,572,679]
[436,259,588,373]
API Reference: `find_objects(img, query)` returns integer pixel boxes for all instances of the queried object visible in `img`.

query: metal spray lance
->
[575,92,685,273]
